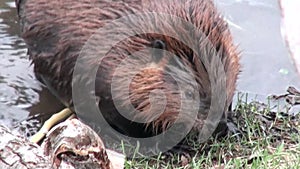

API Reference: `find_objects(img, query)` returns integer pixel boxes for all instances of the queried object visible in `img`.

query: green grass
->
[123,92,300,169]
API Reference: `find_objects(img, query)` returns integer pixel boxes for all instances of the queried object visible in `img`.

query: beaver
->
[16,0,240,140]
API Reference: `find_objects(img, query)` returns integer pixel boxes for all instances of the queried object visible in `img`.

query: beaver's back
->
[17,0,141,103]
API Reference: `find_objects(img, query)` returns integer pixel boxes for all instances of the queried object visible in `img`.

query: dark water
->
[0,0,299,132]
[0,0,63,133]
[0,0,35,128]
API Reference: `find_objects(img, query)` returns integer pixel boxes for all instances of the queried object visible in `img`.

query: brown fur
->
[16,0,240,137]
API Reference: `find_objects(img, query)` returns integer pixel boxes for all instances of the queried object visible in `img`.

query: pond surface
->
[0,0,64,132]
[0,0,299,131]
[0,0,36,128]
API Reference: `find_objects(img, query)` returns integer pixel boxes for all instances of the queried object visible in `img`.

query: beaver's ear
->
[151,39,166,63]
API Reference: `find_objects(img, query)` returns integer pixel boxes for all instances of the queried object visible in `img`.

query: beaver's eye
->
[152,39,166,49]
[151,39,166,63]
[184,90,194,99]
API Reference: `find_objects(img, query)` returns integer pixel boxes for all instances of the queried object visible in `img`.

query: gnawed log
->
[0,125,51,168]
[0,119,125,169]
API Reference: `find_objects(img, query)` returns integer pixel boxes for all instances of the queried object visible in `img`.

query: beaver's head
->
[110,39,201,134]
[88,0,240,139]
[103,33,231,139]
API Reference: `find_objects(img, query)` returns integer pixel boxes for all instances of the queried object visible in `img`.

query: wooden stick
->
[30,108,73,143]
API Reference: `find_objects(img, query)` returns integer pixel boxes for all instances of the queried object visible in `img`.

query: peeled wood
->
[0,119,125,169]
